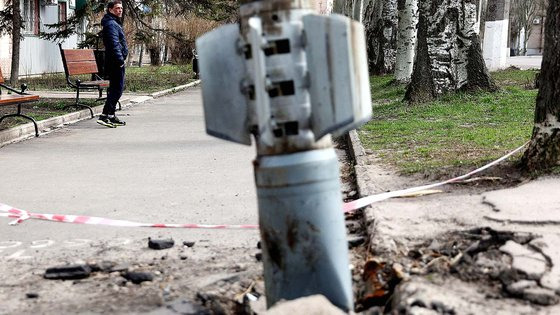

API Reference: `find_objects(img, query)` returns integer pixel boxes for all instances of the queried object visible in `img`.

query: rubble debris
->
[357,259,402,310]
[499,240,547,280]
[183,241,196,248]
[87,261,116,272]
[123,271,154,284]
[25,293,39,299]
[255,252,262,262]
[163,299,208,314]
[522,287,559,306]
[348,235,365,248]
[257,241,261,249]
[180,254,188,260]
[109,263,131,273]
[148,238,175,250]
[265,295,346,315]
[44,265,92,280]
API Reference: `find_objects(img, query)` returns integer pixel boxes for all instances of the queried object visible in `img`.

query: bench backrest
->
[60,47,99,76]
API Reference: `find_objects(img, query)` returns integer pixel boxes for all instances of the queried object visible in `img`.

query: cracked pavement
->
[350,130,560,314]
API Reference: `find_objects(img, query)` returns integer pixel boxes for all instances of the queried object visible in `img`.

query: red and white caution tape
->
[342,142,529,213]
[1,142,528,229]
[0,203,258,229]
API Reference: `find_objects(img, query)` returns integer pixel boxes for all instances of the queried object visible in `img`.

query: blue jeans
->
[102,65,125,116]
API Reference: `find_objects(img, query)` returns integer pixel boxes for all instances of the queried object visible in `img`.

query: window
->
[58,2,67,30]
[22,0,40,35]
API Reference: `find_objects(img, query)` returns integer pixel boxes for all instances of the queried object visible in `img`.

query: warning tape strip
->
[0,142,528,229]
[342,141,529,213]
[0,203,258,229]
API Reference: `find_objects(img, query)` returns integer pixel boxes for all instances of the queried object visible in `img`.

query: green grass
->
[0,99,99,130]
[22,64,196,93]
[359,70,537,176]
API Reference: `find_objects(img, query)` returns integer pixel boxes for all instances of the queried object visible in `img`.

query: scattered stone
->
[348,190,357,197]
[530,234,560,293]
[183,241,196,247]
[88,261,116,272]
[148,237,175,250]
[44,265,92,280]
[506,280,538,296]
[265,295,346,315]
[348,235,365,248]
[123,271,154,284]
[164,299,207,314]
[180,254,188,260]
[500,241,547,279]
[113,277,128,287]
[257,241,261,249]
[255,252,262,262]
[25,293,39,299]
[523,287,559,306]
[109,263,130,273]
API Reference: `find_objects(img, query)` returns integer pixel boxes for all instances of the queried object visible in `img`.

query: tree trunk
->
[521,1,560,171]
[138,44,144,67]
[394,0,418,83]
[10,0,21,85]
[363,0,398,75]
[149,46,162,66]
[333,0,354,17]
[405,0,496,103]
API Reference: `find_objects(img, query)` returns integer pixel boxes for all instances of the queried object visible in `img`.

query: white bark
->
[424,0,479,93]
[394,0,418,83]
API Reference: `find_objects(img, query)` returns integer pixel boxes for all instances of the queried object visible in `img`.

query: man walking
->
[98,0,128,128]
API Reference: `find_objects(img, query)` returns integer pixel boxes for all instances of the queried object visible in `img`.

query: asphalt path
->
[0,87,259,261]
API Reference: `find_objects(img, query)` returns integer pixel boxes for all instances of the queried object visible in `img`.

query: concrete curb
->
[0,80,201,148]
[345,130,390,255]
[150,80,201,98]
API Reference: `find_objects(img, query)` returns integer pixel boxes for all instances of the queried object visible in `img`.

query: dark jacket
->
[101,13,128,66]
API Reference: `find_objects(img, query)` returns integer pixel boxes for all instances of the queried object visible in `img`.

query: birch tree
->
[362,0,398,75]
[405,0,496,103]
[394,0,418,83]
[521,1,560,171]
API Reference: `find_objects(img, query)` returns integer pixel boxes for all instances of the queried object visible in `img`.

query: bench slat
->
[0,94,40,106]
[66,61,99,76]
[63,49,96,62]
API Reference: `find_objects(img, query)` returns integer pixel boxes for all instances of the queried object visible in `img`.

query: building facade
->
[0,0,83,77]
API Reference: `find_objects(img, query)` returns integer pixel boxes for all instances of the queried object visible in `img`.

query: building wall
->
[0,0,80,78]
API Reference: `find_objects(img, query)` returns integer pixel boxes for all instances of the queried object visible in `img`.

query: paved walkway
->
[507,56,543,70]
[0,87,261,313]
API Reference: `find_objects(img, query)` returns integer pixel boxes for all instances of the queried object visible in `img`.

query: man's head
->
[107,1,123,18]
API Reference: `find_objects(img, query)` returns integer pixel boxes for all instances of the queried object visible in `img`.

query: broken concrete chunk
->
[123,271,154,284]
[44,265,92,280]
[523,287,559,306]
[348,235,365,248]
[148,238,175,250]
[499,240,547,279]
[506,280,538,296]
[182,241,196,248]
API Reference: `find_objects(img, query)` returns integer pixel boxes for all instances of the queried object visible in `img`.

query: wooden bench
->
[59,44,120,118]
[0,67,41,137]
